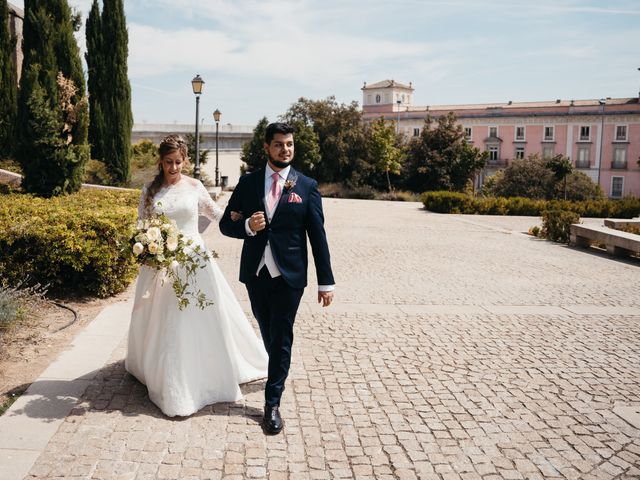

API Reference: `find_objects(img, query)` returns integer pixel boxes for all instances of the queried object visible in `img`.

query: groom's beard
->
[270,159,291,169]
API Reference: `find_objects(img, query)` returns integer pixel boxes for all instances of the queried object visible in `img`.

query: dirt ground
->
[0,285,134,411]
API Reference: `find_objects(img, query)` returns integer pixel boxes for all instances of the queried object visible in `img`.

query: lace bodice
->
[137,178,223,239]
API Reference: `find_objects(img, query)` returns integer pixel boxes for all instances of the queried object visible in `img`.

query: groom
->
[220,122,335,435]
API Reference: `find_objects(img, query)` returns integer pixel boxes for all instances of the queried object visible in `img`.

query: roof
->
[8,2,23,17]
[362,79,414,91]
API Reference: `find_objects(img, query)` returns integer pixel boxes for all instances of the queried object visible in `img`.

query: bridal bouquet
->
[129,213,216,310]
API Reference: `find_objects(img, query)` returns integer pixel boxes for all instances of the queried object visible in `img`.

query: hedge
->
[421,191,640,218]
[0,189,140,297]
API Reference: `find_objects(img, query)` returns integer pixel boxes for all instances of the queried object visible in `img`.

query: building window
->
[515,126,525,141]
[612,147,627,169]
[615,125,628,141]
[375,94,381,103]
[611,176,624,198]
[576,146,590,168]
[579,125,590,141]
[489,126,498,138]
[464,127,472,141]
[515,146,524,159]
[413,128,420,137]
[542,145,555,158]
[544,126,554,141]
[487,145,499,161]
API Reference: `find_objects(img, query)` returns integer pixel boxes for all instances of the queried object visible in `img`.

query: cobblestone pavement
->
[25,199,640,479]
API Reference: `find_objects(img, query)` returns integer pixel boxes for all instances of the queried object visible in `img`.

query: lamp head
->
[191,75,204,94]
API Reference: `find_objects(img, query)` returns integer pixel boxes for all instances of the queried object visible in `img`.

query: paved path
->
[1,199,639,479]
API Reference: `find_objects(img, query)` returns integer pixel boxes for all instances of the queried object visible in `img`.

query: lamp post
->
[396,99,401,134]
[213,109,221,187]
[597,98,605,190]
[191,74,205,180]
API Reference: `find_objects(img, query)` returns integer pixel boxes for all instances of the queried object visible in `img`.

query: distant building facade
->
[7,2,23,84]
[362,80,640,198]
[132,123,253,188]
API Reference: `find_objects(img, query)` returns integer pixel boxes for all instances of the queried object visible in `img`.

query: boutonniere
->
[284,175,298,191]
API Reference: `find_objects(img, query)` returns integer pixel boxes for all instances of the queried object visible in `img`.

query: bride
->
[125,134,268,417]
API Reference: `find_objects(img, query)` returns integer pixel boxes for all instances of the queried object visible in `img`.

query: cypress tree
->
[85,0,105,163]
[16,0,89,196]
[0,0,17,157]
[101,0,132,185]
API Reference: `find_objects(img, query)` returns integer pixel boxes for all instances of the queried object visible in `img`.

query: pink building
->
[362,80,640,198]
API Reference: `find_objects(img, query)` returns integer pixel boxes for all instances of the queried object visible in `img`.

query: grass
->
[0,281,47,342]
[0,388,25,416]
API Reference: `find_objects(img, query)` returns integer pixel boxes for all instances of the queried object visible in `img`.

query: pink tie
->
[267,172,281,212]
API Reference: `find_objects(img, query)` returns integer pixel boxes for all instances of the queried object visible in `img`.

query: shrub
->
[0,189,139,297]
[540,209,580,243]
[422,191,640,218]
[376,190,420,202]
[420,191,473,213]
[0,280,46,332]
[83,159,112,185]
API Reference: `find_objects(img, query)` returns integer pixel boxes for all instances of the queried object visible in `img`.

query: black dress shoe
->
[262,405,284,435]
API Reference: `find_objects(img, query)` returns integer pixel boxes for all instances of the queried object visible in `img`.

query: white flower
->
[166,235,178,252]
[132,242,144,256]
[170,260,180,270]
[148,242,159,254]
[147,226,161,242]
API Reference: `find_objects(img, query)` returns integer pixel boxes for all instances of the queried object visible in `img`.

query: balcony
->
[611,161,627,170]
[575,161,590,169]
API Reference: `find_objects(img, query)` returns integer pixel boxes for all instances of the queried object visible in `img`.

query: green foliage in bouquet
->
[129,209,217,310]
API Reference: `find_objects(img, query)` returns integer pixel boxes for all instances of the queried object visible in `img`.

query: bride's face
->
[161,150,184,182]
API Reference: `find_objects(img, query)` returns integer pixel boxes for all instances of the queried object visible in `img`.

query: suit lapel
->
[255,168,266,212]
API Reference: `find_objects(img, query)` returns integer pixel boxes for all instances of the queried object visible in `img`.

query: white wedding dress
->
[125,177,268,417]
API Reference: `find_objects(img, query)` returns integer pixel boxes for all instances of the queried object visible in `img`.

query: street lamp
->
[191,74,205,180]
[213,109,221,187]
[396,99,401,134]
[597,98,605,189]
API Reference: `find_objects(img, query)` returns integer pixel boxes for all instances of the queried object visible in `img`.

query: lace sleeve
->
[137,184,148,220]
[196,182,224,222]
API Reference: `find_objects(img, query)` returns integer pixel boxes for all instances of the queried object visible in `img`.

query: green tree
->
[100,0,132,185]
[0,0,17,157]
[241,117,269,173]
[85,0,105,163]
[282,96,368,186]
[368,117,403,192]
[403,112,487,192]
[484,154,602,201]
[546,154,573,200]
[284,119,320,176]
[185,133,209,165]
[16,0,90,196]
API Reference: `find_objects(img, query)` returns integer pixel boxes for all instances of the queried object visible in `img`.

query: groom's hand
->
[318,291,333,307]
[249,211,266,232]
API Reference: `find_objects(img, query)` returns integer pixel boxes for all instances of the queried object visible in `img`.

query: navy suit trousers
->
[246,267,304,407]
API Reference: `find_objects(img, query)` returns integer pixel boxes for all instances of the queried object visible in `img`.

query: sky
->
[11,0,640,127]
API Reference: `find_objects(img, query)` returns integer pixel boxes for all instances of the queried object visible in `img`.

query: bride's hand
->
[230,211,244,222]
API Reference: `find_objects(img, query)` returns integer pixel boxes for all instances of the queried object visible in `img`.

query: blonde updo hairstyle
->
[143,134,191,215]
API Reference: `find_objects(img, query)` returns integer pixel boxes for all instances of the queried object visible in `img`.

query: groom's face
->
[265,133,294,170]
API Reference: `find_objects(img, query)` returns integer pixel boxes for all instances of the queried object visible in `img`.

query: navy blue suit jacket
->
[219,167,334,289]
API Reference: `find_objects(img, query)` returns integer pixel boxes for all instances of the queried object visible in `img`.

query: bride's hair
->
[143,134,191,215]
